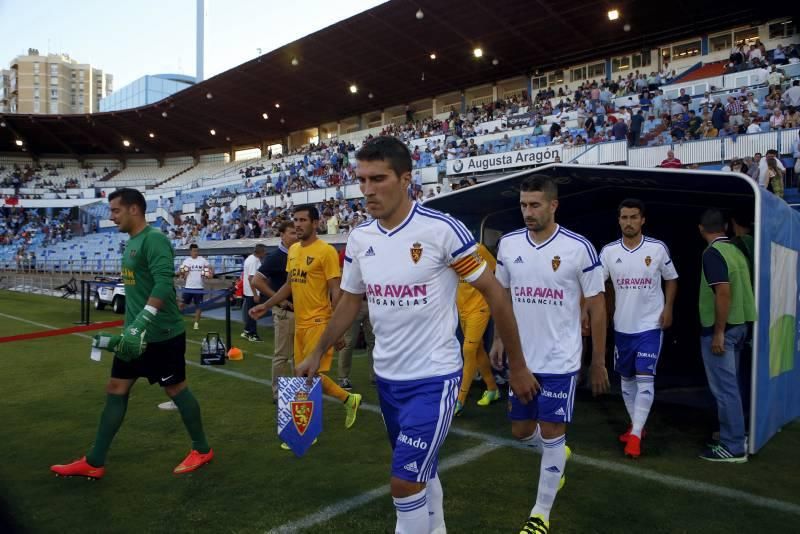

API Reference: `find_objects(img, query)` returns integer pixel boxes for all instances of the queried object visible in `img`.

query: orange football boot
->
[173,449,214,474]
[50,457,105,479]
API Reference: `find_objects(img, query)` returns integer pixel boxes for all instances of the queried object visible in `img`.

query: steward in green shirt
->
[696,208,755,463]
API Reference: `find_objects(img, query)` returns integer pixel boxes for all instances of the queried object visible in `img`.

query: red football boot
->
[51,457,105,479]
[624,435,642,458]
[619,425,647,443]
[173,449,214,474]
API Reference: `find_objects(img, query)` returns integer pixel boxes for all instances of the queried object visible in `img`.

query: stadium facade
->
[99,74,196,112]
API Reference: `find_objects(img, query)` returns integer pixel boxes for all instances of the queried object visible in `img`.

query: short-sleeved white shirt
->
[496,225,604,375]
[341,203,486,381]
[243,254,261,297]
[180,256,210,289]
[600,236,679,334]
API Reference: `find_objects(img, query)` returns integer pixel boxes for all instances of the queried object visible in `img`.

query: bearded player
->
[249,205,361,443]
[51,188,213,479]
[491,175,609,534]
[599,199,678,458]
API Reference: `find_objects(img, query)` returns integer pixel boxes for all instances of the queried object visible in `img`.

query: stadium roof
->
[0,0,784,157]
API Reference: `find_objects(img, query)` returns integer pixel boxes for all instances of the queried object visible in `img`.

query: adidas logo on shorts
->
[403,461,419,474]
[514,256,524,264]
[545,465,561,474]
[554,407,566,417]
[365,246,376,257]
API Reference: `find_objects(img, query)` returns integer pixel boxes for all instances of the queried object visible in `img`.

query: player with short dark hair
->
[251,220,298,402]
[600,199,678,458]
[51,188,213,479]
[249,204,361,447]
[492,175,609,534]
[295,136,534,534]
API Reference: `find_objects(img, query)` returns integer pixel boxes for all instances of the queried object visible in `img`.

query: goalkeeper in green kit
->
[51,188,213,479]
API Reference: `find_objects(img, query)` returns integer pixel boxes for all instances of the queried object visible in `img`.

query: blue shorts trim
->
[614,329,663,377]
[507,372,578,424]
[377,371,461,483]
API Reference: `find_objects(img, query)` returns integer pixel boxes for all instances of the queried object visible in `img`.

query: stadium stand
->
[105,159,192,188]
[1,16,799,270]
[156,158,251,190]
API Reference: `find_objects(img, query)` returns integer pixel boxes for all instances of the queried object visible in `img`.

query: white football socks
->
[620,376,637,422]
[531,434,566,522]
[394,489,428,534]
[518,424,541,450]
[631,375,655,438]
[426,475,446,534]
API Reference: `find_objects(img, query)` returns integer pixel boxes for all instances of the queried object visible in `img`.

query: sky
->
[0,0,387,88]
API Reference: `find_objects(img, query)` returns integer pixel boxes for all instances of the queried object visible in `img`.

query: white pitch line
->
[3,310,800,520]
[266,442,500,534]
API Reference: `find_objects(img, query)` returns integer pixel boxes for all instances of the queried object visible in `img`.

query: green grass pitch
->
[0,290,798,533]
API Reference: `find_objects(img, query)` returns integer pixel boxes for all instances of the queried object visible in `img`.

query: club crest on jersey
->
[410,242,423,264]
[129,249,137,257]
[551,255,561,271]
[306,256,314,266]
[644,255,652,267]
[291,391,314,435]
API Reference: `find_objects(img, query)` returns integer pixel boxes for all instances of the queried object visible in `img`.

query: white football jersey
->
[341,203,486,381]
[496,225,604,375]
[600,236,678,334]
[181,257,210,289]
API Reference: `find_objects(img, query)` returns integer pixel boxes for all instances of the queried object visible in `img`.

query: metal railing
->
[0,259,123,275]
[1,255,245,276]
[0,273,82,299]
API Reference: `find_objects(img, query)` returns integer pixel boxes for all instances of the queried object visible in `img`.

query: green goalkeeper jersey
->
[121,226,185,342]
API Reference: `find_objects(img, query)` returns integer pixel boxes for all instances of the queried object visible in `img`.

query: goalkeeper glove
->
[116,306,156,361]
[92,333,121,352]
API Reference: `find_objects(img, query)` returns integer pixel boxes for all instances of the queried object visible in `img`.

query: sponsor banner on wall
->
[446,145,562,175]
[204,194,236,207]
[506,112,534,128]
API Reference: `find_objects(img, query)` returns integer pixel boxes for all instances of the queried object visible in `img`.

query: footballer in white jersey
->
[599,199,678,458]
[294,137,534,534]
[490,175,608,534]
[342,202,485,381]
[178,244,213,330]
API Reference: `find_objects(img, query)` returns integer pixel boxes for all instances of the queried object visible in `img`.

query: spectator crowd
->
[1,39,798,252]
